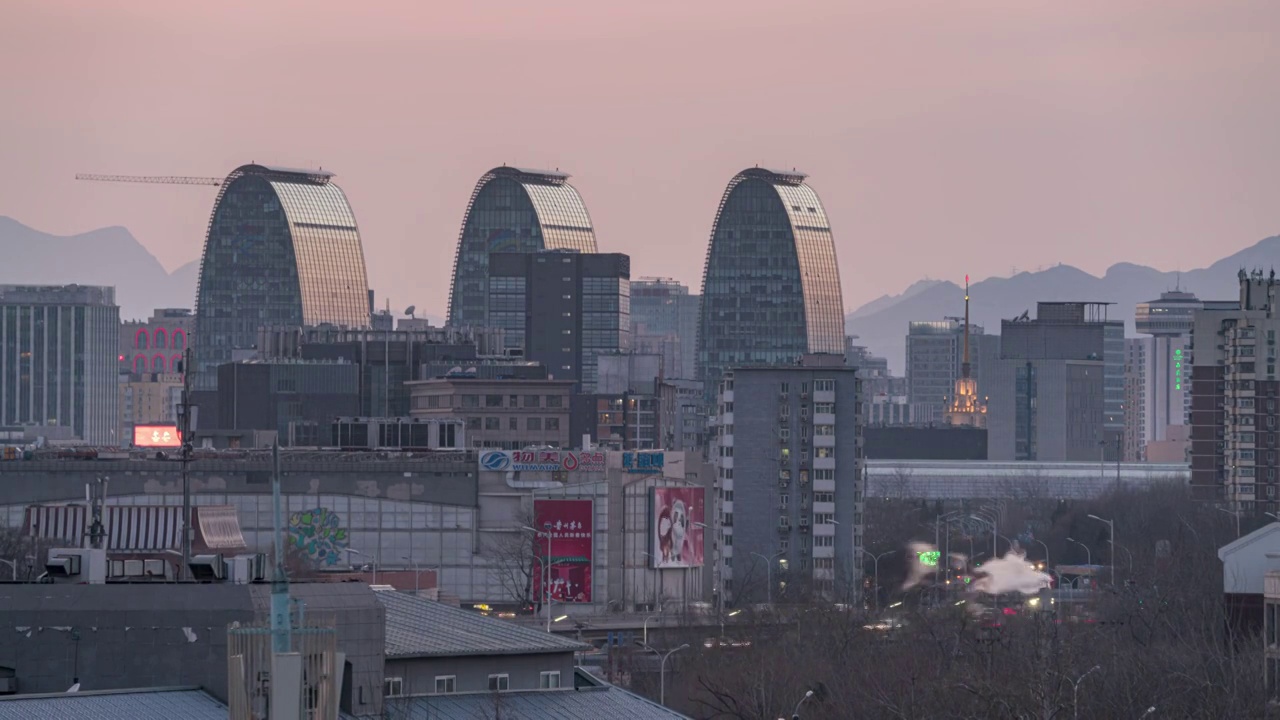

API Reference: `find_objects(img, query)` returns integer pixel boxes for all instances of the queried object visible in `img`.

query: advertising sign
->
[479,449,605,473]
[532,499,594,603]
[622,452,664,473]
[133,424,182,448]
[651,487,705,568]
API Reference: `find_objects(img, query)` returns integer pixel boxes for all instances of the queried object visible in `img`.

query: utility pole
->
[178,346,195,580]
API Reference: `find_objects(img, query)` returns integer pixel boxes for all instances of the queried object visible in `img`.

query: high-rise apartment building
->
[193,164,372,391]
[447,167,598,327]
[988,302,1125,461]
[698,168,845,405]
[1123,338,1147,461]
[712,355,862,605]
[630,278,699,380]
[0,285,119,444]
[1190,270,1280,505]
[905,318,996,424]
[487,251,631,391]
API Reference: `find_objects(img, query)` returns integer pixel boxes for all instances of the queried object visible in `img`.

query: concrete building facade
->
[1132,290,1199,459]
[712,355,863,605]
[1190,270,1280,505]
[408,377,574,449]
[988,302,1124,462]
[0,284,120,445]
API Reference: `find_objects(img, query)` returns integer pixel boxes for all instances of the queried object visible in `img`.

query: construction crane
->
[76,173,222,187]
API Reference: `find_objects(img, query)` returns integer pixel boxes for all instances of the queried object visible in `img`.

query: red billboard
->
[651,487,705,568]
[134,424,182,448]
[532,499,593,603]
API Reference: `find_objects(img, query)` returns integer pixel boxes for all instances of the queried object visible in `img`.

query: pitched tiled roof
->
[353,681,689,719]
[373,588,586,658]
[0,687,228,720]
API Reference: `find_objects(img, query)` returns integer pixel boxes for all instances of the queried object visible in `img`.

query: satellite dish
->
[404,305,416,318]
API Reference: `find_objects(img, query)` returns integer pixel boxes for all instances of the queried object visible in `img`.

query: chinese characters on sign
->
[622,452,665,473]
[479,450,606,473]
[532,499,594,603]
[133,424,182,448]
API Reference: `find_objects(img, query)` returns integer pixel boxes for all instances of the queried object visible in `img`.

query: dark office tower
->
[0,285,119,444]
[193,165,372,391]
[447,167,598,327]
[488,251,630,391]
[697,168,845,400]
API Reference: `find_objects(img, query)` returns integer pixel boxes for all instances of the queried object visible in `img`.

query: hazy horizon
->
[3,0,1278,315]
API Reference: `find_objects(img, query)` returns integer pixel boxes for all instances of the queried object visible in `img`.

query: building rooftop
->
[373,588,587,659]
[350,669,689,719]
[0,687,228,720]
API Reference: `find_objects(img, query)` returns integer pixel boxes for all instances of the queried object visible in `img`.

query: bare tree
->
[661,483,1268,720]
[484,507,537,608]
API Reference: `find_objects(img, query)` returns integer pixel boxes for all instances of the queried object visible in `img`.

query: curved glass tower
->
[447,166,597,326]
[193,164,371,390]
[698,168,845,397]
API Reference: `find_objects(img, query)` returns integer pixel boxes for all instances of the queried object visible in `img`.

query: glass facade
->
[194,165,371,390]
[447,167,597,326]
[698,169,845,400]
[0,285,119,444]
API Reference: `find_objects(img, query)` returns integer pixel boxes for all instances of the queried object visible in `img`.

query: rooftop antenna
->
[85,477,108,550]
[269,439,292,653]
[961,275,971,382]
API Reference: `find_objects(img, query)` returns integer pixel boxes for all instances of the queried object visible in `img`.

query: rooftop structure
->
[697,168,845,403]
[447,166,598,327]
[374,588,586,659]
[193,164,372,391]
[0,687,229,720]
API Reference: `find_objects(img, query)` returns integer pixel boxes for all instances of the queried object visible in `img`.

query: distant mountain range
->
[847,234,1280,374]
[0,216,198,321]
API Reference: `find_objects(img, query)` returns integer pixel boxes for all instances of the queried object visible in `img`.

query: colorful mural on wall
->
[288,507,349,566]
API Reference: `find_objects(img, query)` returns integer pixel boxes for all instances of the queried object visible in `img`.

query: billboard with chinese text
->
[532,499,594,603]
[133,424,182,448]
[651,487,705,568]
[480,450,606,473]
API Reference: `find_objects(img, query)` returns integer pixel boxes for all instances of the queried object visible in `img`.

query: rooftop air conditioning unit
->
[45,553,81,577]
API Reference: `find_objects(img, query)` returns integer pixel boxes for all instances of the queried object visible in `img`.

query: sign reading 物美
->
[622,452,664,473]
[478,449,606,473]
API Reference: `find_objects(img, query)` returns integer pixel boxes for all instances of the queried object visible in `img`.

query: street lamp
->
[0,558,18,581]
[720,608,741,637]
[644,642,690,706]
[750,551,786,606]
[344,548,377,585]
[970,514,998,558]
[643,613,661,646]
[523,523,555,631]
[1087,514,1116,587]
[400,556,436,595]
[861,549,896,614]
[1066,537,1091,566]
[1033,538,1050,569]
[1053,665,1101,720]
[791,689,815,719]
[1217,506,1242,538]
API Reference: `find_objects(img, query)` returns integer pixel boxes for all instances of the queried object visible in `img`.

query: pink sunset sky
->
[2,0,1278,315]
